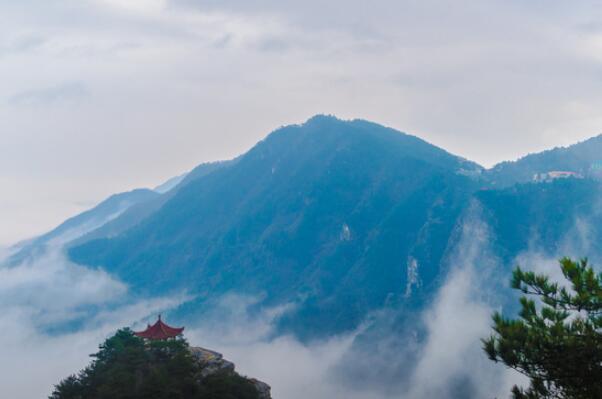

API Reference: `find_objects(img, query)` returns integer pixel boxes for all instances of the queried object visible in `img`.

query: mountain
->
[68,160,233,247]
[486,134,602,187]
[476,178,602,263]
[13,114,596,342]
[69,115,482,337]
[154,172,188,194]
[6,188,159,266]
[15,114,602,398]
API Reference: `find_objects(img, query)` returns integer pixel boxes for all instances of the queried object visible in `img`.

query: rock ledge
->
[190,346,271,399]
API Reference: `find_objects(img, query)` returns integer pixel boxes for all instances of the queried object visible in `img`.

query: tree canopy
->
[49,328,259,399]
[483,257,602,398]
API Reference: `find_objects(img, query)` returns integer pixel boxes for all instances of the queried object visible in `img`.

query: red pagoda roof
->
[134,315,184,340]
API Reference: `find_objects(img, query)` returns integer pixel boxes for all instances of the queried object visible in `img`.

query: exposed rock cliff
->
[190,346,272,399]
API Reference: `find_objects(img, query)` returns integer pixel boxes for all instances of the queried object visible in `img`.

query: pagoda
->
[134,315,185,340]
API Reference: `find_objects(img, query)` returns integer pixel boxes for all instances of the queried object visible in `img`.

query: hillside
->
[476,178,602,263]
[486,134,602,187]
[69,115,481,337]
[69,161,233,247]
[6,188,158,266]
[13,114,594,342]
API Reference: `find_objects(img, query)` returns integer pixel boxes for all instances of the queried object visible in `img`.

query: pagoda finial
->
[158,314,162,321]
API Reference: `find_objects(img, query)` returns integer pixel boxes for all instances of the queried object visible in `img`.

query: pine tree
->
[483,258,602,398]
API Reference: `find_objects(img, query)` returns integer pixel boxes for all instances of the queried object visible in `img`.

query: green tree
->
[483,257,602,398]
[49,328,259,399]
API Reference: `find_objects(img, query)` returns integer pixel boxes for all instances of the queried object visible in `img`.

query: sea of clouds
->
[3,201,600,399]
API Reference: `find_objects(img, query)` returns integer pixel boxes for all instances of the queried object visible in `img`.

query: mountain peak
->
[303,114,341,125]
[255,114,478,174]
[487,131,602,186]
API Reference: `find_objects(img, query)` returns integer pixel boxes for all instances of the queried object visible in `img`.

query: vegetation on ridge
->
[50,329,259,399]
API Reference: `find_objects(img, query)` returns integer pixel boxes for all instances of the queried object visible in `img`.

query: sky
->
[3,0,602,244]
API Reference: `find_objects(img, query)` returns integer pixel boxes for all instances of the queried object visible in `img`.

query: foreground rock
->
[190,346,272,399]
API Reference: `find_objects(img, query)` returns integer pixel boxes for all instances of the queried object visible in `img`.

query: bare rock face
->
[250,378,272,399]
[189,347,235,378]
[189,346,272,399]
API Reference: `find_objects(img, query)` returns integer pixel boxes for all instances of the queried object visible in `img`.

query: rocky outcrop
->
[250,378,272,399]
[190,347,235,378]
[190,346,272,399]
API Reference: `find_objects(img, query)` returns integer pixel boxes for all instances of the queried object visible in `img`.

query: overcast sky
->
[2,0,602,244]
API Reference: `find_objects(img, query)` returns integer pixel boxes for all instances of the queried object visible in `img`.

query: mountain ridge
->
[14,115,602,340]
[68,115,481,337]
[6,188,159,266]
[486,133,602,187]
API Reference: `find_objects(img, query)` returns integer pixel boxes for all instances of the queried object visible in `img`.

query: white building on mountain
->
[533,171,583,182]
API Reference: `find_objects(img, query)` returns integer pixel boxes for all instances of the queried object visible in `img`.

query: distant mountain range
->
[7,188,159,266]
[485,134,602,187]
[10,115,602,339]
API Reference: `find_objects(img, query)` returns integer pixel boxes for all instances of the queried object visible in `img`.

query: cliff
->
[190,346,272,399]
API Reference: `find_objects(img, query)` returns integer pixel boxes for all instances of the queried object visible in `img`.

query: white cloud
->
[3,1,602,243]
[0,293,185,399]
[97,0,168,16]
[8,81,89,106]
[182,210,526,399]
[186,295,386,399]
[0,238,188,398]
[1,203,584,399]
[361,204,523,399]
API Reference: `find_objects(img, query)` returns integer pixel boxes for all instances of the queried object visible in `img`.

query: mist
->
[1,199,599,398]
[0,236,187,398]
[1,234,517,399]
[404,204,520,399]
[180,203,525,399]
